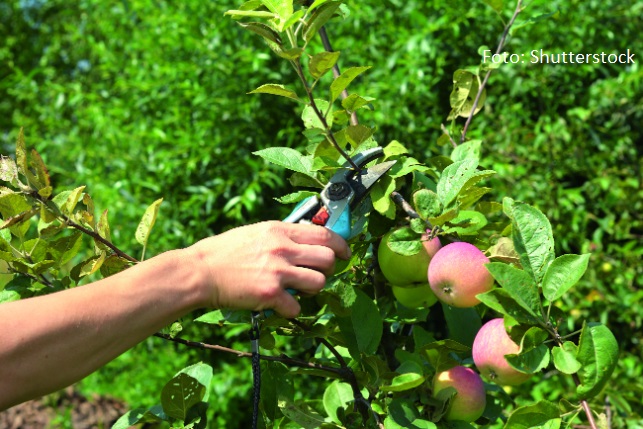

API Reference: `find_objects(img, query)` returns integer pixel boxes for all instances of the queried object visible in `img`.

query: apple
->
[391,283,438,308]
[378,229,441,286]
[433,365,486,422]
[427,242,494,308]
[472,318,532,386]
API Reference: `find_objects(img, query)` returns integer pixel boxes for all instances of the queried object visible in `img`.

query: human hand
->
[184,221,351,318]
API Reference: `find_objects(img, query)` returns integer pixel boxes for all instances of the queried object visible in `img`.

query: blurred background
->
[1,0,641,427]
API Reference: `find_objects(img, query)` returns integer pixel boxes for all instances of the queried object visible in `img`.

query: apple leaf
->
[111,405,167,429]
[506,200,555,284]
[485,262,542,321]
[342,93,375,112]
[370,175,396,219]
[323,381,354,424]
[329,66,372,104]
[161,367,209,421]
[421,339,470,374]
[442,209,488,235]
[506,327,550,374]
[280,401,327,429]
[248,83,301,101]
[436,158,478,208]
[441,303,481,348]
[451,139,482,163]
[135,198,163,249]
[381,371,425,393]
[476,289,541,325]
[302,99,332,130]
[542,253,591,302]
[386,226,423,256]
[336,289,383,359]
[412,189,441,220]
[303,0,341,42]
[309,51,340,80]
[505,400,561,429]
[576,322,619,400]
[253,147,314,176]
[237,21,281,45]
[552,342,582,375]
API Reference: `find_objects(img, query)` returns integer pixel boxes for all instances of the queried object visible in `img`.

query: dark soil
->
[0,386,128,429]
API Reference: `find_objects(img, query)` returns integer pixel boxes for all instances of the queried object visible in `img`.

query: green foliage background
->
[1,0,641,427]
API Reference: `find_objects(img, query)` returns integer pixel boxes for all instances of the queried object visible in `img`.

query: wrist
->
[155,247,213,311]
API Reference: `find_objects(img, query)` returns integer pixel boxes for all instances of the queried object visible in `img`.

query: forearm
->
[0,248,206,410]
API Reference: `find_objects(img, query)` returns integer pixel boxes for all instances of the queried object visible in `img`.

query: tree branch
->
[460,0,523,143]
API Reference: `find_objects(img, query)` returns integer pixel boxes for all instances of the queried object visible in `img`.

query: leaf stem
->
[460,0,523,143]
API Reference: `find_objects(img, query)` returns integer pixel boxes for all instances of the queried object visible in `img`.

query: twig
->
[153,332,347,378]
[31,192,138,263]
[440,124,458,148]
[291,60,359,170]
[318,26,359,126]
[460,0,523,143]
[390,191,420,219]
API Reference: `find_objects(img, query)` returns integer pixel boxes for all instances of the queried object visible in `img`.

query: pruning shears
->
[283,146,396,239]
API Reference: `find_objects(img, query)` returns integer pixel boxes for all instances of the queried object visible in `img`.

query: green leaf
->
[436,158,479,208]
[342,93,375,112]
[15,128,28,179]
[576,322,619,399]
[261,0,293,19]
[482,0,504,14]
[161,372,207,421]
[336,289,383,359]
[95,209,112,250]
[421,339,470,374]
[542,254,591,302]
[237,21,281,45]
[345,124,373,147]
[309,51,340,80]
[506,327,550,374]
[447,69,486,120]
[0,193,33,238]
[381,369,425,392]
[476,289,541,325]
[136,198,163,248]
[111,405,167,429]
[323,381,354,424]
[441,303,481,348]
[0,156,19,186]
[329,66,372,104]
[412,189,441,219]
[248,84,301,101]
[253,147,313,175]
[451,140,482,163]
[505,400,561,429]
[100,255,132,278]
[485,262,541,321]
[552,342,582,375]
[509,201,555,284]
[385,226,423,256]
[427,207,459,227]
[279,401,327,429]
[274,191,317,204]
[304,1,341,42]
[370,175,396,219]
[442,210,488,235]
[302,99,332,130]
[224,9,276,19]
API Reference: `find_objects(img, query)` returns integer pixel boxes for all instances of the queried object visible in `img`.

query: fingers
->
[281,222,352,261]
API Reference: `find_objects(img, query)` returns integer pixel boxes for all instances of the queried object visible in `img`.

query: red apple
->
[433,365,486,422]
[472,318,532,386]
[427,242,494,308]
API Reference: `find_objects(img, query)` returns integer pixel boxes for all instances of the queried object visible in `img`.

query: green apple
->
[433,365,486,422]
[392,283,438,308]
[428,242,494,308]
[378,229,441,285]
[472,318,532,386]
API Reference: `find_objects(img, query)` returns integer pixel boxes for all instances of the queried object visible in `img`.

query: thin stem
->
[318,26,358,126]
[440,123,458,148]
[291,59,359,170]
[460,0,523,143]
[31,192,138,263]
[153,332,347,378]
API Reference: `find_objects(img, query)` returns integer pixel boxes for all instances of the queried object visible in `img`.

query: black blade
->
[348,160,396,209]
